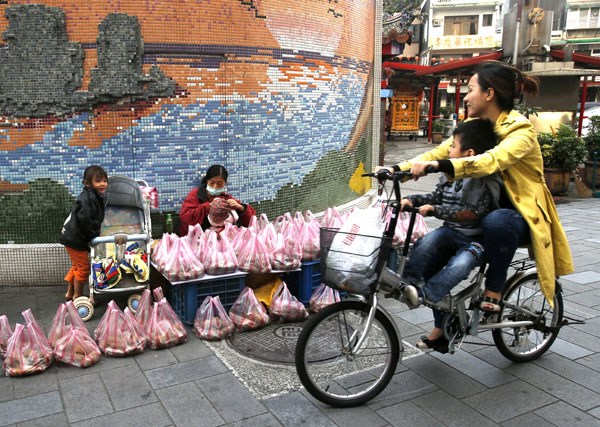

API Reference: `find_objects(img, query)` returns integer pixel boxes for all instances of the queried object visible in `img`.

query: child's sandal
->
[479,296,502,313]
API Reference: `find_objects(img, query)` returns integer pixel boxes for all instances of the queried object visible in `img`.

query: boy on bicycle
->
[400,119,501,353]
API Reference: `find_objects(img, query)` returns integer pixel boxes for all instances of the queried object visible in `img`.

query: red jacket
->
[179,185,256,235]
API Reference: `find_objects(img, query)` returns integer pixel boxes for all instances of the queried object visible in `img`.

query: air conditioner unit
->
[592,50,600,57]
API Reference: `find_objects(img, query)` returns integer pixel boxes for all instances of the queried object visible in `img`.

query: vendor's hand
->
[400,198,413,211]
[373,166,394,174]
[410,161,438,180]
[418,204,434,217]
[226,198,243,211]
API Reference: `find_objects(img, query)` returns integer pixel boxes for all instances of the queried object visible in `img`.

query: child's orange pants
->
[64,247,90,283]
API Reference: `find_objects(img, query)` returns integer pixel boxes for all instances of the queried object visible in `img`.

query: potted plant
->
[583,116,600,188]
[538,124,587,195]
[431,119,445,144]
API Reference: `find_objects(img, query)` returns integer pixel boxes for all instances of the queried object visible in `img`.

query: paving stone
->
[431,350,515,388]
[145,355,228,389]
[169,337,213,362]
[0,377,14,403]
[55,355,134,379]
[16,412,68,427]
[264,391,337,427]
[365,369,438,410]
[571,316,600,338]
[534,353,600,393]
[546,337,594,359]
[311,397,388,427]
[564,289,600,308]
[12,368,58,399]
[506,362,600,410]
[134,348,178,371]
[0,391,62,425]
[196,372,266,423]
[463,380,556,423]
[60,373,113,423]
[100,365,158,411]
[403,354,487,399]
[156,382,223,427]
[69,402,172,427]
[412,390,498,427]
[578,352,600,372]
[535,401,600,426]
[226,412,284,427]
[470,346,515,370]
[557,325,600,352]
[377,400,445,427]
[396,306,436,325]
[589,405,600,418]
[562,301,600,321]
[499,412,555,427]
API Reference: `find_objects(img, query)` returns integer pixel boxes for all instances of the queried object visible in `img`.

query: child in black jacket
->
[59,166,108,301]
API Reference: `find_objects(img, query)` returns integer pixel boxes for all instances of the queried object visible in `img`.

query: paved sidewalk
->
[1,137,600,426]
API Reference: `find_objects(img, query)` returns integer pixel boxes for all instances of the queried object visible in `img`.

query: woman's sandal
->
[415,335,449,354]
[479,296,502,313]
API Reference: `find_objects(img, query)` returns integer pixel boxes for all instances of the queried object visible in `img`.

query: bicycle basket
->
[320,227,391,295]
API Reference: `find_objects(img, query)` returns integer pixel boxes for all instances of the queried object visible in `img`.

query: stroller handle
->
[91,233,149,245]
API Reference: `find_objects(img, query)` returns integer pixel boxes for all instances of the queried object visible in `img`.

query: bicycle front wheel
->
[492,273,563,362]
[295,300,401,407]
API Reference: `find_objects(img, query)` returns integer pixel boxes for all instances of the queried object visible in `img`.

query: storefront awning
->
[550,49,600,69]
[414,51,502,76]
[382,61,428,73]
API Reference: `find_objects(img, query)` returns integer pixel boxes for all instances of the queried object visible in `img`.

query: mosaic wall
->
[0,0,376,243]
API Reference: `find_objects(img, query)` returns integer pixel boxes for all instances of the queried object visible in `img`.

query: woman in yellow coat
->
[385,61,573,313]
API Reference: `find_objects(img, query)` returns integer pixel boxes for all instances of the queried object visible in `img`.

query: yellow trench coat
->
[397,110,574,305]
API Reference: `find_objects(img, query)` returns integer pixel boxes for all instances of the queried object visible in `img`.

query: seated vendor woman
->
[179,164,256,235]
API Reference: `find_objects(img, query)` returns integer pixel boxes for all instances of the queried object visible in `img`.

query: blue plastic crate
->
[167,275,246,325]
[285,260,321,305]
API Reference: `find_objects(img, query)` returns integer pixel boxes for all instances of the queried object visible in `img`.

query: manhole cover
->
[227,321,307,365]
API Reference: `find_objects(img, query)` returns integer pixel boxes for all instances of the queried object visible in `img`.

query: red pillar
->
[454,76,461,118]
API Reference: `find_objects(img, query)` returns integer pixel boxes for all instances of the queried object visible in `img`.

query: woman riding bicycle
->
[380,60,573,311]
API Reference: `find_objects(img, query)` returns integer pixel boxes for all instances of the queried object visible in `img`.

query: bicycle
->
[294,169,568,408]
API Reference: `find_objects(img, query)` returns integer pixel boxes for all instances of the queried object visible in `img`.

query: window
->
[444,15,478,36]
[482,14,493,26]
[569,7,600,28]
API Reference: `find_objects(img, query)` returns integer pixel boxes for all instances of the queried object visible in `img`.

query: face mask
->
[206,185,225,196]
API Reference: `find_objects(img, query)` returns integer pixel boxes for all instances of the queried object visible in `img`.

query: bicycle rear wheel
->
[295,300,401,407]
[492,273,563,362]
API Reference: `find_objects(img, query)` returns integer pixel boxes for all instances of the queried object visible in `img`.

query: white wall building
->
[424,0,503,64]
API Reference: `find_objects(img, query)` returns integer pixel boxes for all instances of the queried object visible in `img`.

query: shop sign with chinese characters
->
[431,35,495,49]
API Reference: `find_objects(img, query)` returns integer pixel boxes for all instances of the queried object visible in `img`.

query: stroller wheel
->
[74,297,94,321]
[127,294,142,314]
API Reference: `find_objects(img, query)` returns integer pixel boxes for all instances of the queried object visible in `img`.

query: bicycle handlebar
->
[361,165,438,181]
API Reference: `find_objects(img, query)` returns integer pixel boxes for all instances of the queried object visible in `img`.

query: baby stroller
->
[73,176,152,321]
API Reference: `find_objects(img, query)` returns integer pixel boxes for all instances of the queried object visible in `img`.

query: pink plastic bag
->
[48,302,91,349]
[237,231,272,273]
[257,213,270,231]
[320,207,343,228]
[95,301,146,356]
[3,323,53,376]
[269,234,302,271]
[300,220,320,261]
[54,326,101,368]
[309,283,341,313]
[0,315,12,359]
[193,296,235,340]
[135,288,153,328]
[22,309,53,359]
[153,233,175,268]
[162,236,205,281]
[146,288,188,349]
[229,287,271,332]
[140,186,159,209]
[269,282,308,322]
[202,231,238,275]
